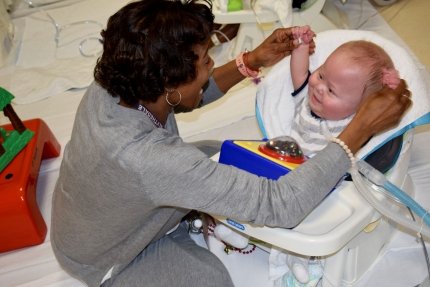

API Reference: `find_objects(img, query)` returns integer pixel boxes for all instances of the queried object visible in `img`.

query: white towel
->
[0,0,130,104]
[256,29,430,160]
[0,56,96,104]
[252,0,293,27]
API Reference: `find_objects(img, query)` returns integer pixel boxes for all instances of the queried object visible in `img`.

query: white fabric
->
[0,0,130,104]
[0,57,96,104]
[256,29,430,160]
[1,0,18,10]
[214,0,293,27]
[269,248,290,282]
[288,91,353,155]
[0,0,13,67]
[252,0,293,27]
[213,0,228,13]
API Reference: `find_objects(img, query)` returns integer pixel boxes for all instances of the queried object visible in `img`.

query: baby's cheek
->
[320,100,342,120]
[308,73,317,84]
[331,103,355,120]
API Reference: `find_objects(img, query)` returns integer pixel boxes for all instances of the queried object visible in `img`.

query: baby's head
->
[308,40,397,120]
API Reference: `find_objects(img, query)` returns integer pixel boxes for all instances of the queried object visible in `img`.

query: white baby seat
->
[212,0,337,60]
[215,30,430,286]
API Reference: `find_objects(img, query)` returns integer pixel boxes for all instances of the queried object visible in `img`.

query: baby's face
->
[308,50,368,120]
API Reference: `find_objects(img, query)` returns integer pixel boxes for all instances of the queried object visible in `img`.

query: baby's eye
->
[328,88,337,96]
[318,73,323,80]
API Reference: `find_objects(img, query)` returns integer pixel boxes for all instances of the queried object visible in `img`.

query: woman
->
[51,1,411,287]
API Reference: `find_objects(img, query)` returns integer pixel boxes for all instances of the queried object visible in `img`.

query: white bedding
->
[0,0,429,286]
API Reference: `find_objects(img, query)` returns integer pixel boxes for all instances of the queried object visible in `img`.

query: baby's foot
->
[291,262,310,284]
[286,254,310,283]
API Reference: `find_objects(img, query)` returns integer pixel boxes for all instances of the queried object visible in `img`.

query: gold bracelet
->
[330,137,356,166]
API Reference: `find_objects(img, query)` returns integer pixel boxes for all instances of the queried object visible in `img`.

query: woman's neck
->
[119,97,170,127]
[143,99,170,126]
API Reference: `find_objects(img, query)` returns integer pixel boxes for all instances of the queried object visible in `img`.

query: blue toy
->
[219,136,306,180]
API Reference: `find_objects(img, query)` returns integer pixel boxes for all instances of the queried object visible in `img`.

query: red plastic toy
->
[0,118,61,252]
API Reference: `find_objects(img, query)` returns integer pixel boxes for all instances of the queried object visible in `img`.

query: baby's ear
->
[381,68,400,89]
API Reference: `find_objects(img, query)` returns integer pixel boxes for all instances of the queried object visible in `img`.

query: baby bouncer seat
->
[212,30,430,286]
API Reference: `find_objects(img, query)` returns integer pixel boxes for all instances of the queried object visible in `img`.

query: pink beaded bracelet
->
[235,51,259,79]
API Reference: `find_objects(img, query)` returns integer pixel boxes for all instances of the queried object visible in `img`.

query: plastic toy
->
[0,87,61,252]
[0,87,34,172]
[218,136,305,180]
[227,0,242,12]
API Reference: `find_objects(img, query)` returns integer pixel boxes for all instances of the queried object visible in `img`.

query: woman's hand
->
[339,79,412,154]
[246,27,315,70]
[246,28,296,70]
[212,27,314,93]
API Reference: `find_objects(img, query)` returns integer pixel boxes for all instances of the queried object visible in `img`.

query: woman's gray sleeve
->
[148,136,351,228]
[253,142,351,227]
[201,77,224,106]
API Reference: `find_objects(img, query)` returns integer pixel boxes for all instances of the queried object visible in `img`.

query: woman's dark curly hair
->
[94,0,214,106]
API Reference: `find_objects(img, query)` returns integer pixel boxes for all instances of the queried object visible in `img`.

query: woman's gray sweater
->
[51,80,350,287]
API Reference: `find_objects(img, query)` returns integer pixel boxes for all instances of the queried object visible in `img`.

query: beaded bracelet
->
[235,51,259,79]
[207,224,256,255]
[243,51,259,72]
[330,137,356,166]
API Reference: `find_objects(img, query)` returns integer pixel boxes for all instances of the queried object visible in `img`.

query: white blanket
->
[0,0,130,104]
[256,29,430,159]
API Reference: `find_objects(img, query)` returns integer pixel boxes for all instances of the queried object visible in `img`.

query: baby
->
[278,26,402,285]
[289,25,400,156]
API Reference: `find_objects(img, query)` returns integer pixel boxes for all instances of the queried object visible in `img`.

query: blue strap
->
[255,102,268,139]
[363,112,430,158]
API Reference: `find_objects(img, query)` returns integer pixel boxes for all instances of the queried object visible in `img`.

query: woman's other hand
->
[339,79,412,154]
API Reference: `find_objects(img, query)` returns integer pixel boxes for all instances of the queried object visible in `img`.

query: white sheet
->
[0,0,130,105]
[0,0,429,286]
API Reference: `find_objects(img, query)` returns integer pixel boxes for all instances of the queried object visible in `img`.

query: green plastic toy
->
[0,87,34,172]
[227,0,243,11]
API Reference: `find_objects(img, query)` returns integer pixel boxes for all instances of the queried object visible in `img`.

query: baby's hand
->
[292,25,315,45]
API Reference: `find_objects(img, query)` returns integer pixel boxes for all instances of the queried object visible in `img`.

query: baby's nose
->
[315,84,326,95]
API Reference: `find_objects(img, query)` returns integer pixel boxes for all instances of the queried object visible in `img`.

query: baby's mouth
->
[310,91,322,105]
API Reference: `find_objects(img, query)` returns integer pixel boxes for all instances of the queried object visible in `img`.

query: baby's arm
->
[290,26,315,90]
